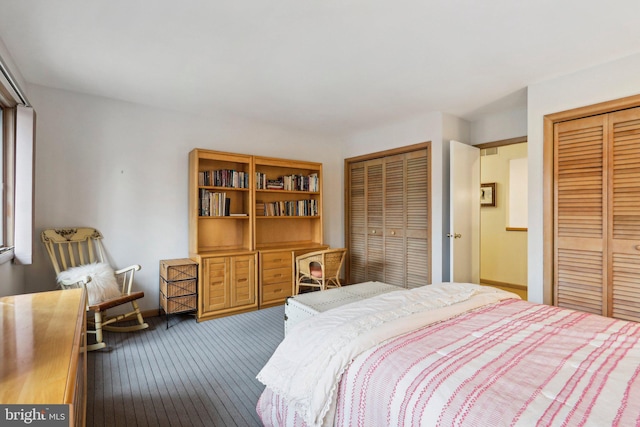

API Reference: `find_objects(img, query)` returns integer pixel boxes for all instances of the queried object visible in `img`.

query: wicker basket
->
[160,293,197,314]
[160,277,197,297]
[160,259,197,281]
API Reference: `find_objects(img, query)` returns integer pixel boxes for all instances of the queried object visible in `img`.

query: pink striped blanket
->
[257,287,640,426]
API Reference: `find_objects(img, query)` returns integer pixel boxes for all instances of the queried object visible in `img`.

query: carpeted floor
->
[87,306,284,427]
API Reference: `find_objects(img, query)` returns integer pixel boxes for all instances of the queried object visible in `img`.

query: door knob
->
[446,233,462,238]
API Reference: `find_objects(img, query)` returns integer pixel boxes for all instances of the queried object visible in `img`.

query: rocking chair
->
[41,227,148,351]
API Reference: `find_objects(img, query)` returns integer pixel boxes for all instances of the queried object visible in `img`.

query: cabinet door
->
[609,108,640,322]
[554,115,607,315]
[202,257,230,312]
[230,254,256,307]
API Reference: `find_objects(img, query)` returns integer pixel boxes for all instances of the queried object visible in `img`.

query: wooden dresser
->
[0,289,87,426]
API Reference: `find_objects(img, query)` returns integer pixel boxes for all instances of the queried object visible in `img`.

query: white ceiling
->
[2,0,640,135]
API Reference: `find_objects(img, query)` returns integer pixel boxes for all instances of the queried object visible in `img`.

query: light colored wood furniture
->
[189,149,258,320]
[254,155,322,249]
[549,105,640,321]
[255,156,324,307]
[189,149,324,317]
[0,289,87,426]
[259,244,329,307]
[345,143,431,288]
[295,248,347,294]
[260,249,295,307]
[197,252,258,321]
[41,227,149,351]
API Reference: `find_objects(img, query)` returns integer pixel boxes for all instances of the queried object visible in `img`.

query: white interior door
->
[449,140,480,283]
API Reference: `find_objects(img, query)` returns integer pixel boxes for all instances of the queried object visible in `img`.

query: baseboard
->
[480,279,527,291]
[143,308,163,318]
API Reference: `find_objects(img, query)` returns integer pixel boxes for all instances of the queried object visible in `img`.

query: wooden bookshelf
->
[189,149,257,321]
[189,149,253,253]
[189,149,324,318]
[254,156,323,250]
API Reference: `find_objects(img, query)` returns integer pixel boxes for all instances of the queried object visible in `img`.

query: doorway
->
[477,136,528,299]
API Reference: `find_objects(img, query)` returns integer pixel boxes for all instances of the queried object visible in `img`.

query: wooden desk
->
[0,289,87,426]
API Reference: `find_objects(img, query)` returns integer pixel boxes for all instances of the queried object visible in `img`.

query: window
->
[0,55,34,265]
[0,107,4,245]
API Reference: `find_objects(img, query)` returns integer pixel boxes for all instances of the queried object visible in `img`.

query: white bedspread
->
[256,283,519,427]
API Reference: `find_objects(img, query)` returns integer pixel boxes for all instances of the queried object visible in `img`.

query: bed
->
[256,283,640,426]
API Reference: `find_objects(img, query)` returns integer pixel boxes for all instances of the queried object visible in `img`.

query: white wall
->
[24,84,344,310]
[470,106,527,144]
[342,112,470,283]
[528,52,640,304]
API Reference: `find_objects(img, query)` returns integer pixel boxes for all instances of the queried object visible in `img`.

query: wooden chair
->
[41,227,148,351]
[295,248,347,294]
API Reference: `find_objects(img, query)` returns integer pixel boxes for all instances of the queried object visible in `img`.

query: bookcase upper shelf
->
[189,149,323,255]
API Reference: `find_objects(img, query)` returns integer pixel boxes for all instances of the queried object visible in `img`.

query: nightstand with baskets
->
[160,258,198,328]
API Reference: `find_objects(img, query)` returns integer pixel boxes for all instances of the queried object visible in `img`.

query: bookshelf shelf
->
[198,216,250,219]
[256,189,320,195]
[198,185,251,193]
[256,215,319,219]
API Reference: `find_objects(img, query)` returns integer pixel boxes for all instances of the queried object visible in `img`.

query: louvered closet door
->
[349,162,366,283]
[554,115,607,315]
[384,154,406,286]
[405,149,430,288]
[347,148,430,287]
[366,159,385,282]
[608,107,640,322]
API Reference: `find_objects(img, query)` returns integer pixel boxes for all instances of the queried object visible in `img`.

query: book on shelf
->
[256,172,267,190]
[260,199,318,217]
[255,172,319,192]
[199,189,232,216]
[266,179,284,190]
[198,169,249,188]
[255,201,265,216]
[282,173,319,192]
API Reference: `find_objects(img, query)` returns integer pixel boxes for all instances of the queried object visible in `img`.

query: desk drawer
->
[262,266,291,285]
[262,281,292,303]
[262,251,292,270]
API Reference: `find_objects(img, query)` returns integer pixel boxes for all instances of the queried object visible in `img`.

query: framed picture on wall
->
[481,182,496,207]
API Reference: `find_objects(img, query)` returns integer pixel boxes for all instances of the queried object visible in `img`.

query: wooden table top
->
[0,288,84,404]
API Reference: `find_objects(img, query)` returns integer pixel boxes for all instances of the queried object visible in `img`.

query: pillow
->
[309,262,323,278]
[57,262,121,305]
